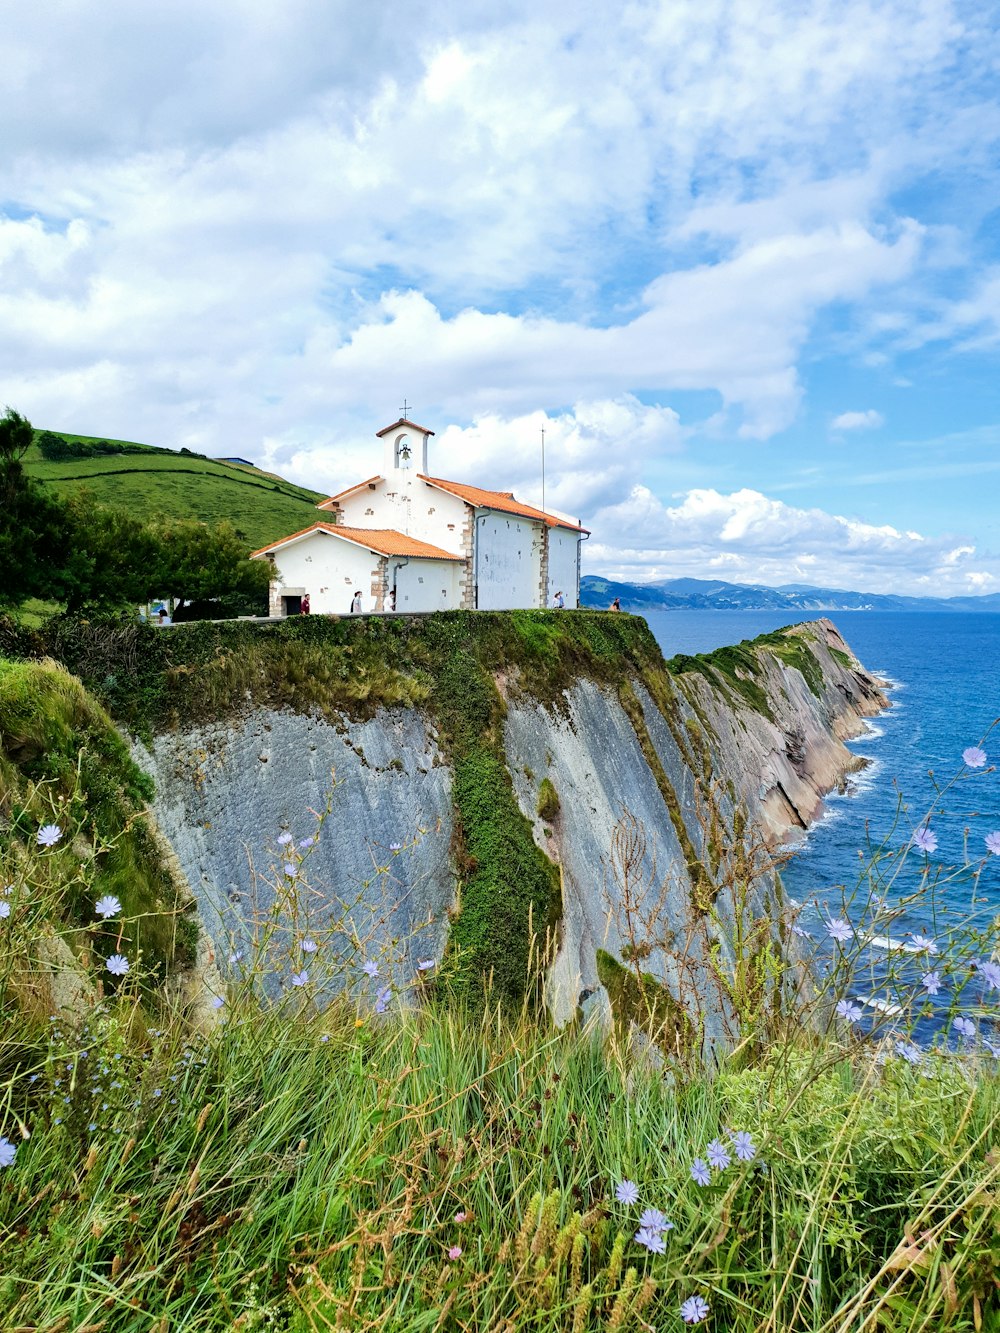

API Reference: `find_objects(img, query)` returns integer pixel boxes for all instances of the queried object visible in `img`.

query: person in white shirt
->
[553,590,565,609]
[350,591,363,614]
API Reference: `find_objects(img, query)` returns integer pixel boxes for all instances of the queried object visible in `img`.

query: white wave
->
[871,672,906,691]
[835,755,884,799]
[858,720,885,740]
[860,994,904,1016]
[866,934,935,954]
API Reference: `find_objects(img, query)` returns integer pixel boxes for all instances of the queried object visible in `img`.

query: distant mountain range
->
[580,575,1000,614]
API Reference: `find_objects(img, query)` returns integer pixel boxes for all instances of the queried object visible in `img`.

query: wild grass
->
[0,656,195,985]
[2,983,999,1331]
[3,761,1000,1332]
[1,630,999,1330]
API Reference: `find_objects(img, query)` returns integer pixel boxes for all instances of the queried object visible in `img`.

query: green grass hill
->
[25,429,327,550]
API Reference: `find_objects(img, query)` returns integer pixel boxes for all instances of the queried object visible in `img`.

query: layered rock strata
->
[135,615,887,1047]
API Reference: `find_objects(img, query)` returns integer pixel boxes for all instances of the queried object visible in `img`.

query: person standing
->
[301,593,311,615]
[351,590,363,614]
[387,587,396,612]
[553,590,565,609]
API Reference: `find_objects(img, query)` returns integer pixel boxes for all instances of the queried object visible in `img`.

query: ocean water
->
[642,609,1000,1038]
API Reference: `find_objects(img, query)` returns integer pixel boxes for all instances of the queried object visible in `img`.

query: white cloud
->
[831,409,884,431]
[585,485,999,596]
[0,0,997,597]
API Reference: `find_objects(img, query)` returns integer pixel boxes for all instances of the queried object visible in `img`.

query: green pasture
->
[25,431,327,549]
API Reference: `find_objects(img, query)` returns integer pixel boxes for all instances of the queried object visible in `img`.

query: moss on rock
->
[536,777,560,822]
[596,948,696,1058]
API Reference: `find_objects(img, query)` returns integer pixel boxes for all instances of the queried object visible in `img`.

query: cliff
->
[35,611,887,1052]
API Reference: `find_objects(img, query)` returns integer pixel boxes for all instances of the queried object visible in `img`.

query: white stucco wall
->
[391,558,464,612]
[268,532,380,615]
[474,511,544,609]
[337,476,467,553]
[547,527,581,608]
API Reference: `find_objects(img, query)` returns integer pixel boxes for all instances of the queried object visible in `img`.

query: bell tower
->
[377,416,434,477]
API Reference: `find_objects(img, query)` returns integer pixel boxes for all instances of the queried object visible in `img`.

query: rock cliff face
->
[129,613,886,1047]
[503,619,886,1040]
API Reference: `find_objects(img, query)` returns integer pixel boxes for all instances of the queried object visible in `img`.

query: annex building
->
[252,418,588,615]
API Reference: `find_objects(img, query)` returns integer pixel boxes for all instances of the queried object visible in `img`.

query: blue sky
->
[2,0,1000,594]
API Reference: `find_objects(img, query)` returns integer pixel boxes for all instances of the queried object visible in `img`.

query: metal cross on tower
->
[399,398,411,420]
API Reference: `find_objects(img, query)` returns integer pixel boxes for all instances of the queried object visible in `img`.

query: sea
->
[642,610,1000,1040]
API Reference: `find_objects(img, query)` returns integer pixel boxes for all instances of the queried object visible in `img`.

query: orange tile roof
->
[316,475,383,509]
[331,527,462,560]
[418,475,589,532]
[375,417,436,438]
[251,522,461,561]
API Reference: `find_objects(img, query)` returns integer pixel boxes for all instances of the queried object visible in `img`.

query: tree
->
[0,407,270,616]
[151,517,270,607]
[0,408,74,608]
[60,504,270,614]
[59,497,165,612]
[0,407,33,506]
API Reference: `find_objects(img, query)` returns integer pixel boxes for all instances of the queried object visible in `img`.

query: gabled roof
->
[331,526,462,559]
[317,475,383,510]
[418,475,589,533]
[251,522,462,562]
[375,417,436,438]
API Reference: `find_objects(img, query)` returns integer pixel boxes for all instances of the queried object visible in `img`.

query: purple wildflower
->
[105,954,129,976]
[690,1158,711,1186]
[375,986,391,1015]
[921,971,943,995]
[615,1179,640,1205]
[963,746,987,769]
[283,861,297,877]
[639,1208,672,1233]
[826,918,852,943]
[277,832,293,846]
[290,970,309,987]
[417,958,435,971]
[447,1245,462,1260]
[953,1016,976,1038]
[896,1040,922,1065]
[634,1227,666,1254]
[978,961,1000,990]
[791,924,813,939]
[730,1130,756,1161]
[0,902,10,920]
[361,959,378,978]
[299,837,314,849]
[0,1137,17,1167]
[706,1139,731,1170]
[911,827,938,853]
[37,824,62,847]
[985,832,1000,856]
[300,938,318,954]
[836,999,863,1023]
[94,895,121,919]
[389,842,402,851]
[910,934,938,955]
[680,1294,710,1324]
[211,996,225,1009]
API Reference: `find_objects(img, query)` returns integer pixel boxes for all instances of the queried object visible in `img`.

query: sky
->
[3,0,1000,596]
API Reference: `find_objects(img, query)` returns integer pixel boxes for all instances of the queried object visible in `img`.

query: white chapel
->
[253,418,588,616]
